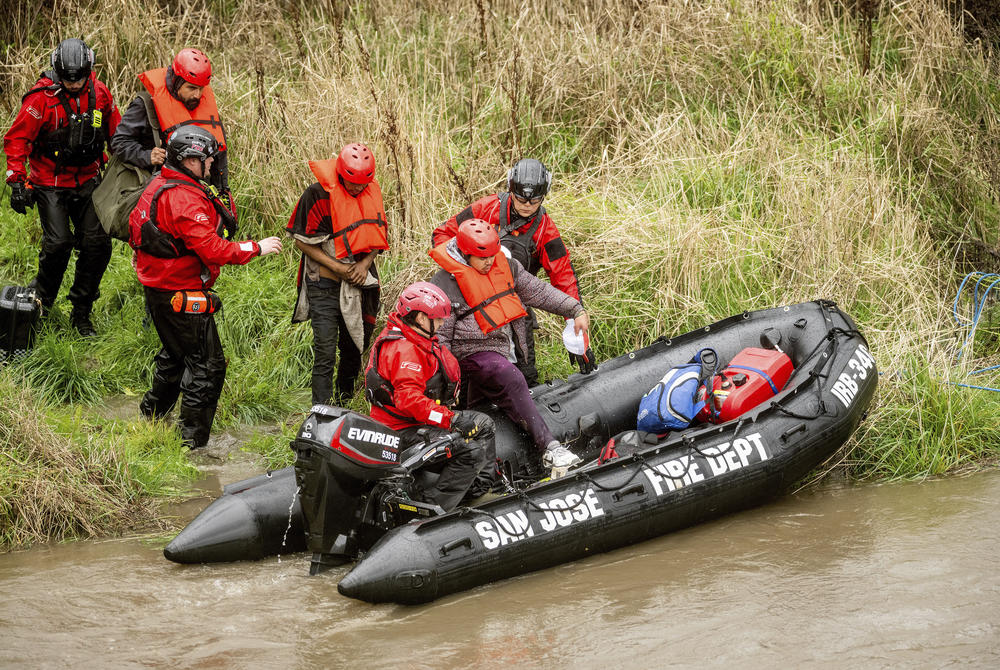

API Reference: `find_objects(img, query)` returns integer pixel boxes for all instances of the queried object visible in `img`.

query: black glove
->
[450,410,480,439]
[9,182,34,215]
[569,347,597,374]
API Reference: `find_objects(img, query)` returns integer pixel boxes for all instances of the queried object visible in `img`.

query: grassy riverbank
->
[0,370,198,547]
[2,0,1000,550]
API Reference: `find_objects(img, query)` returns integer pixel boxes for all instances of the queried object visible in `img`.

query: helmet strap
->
[403,311,436,339]
[169,159,210,186]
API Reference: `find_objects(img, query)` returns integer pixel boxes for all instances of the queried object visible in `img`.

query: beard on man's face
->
[182,96,201,111]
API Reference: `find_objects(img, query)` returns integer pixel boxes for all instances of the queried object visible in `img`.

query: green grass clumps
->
[237,428,298,472]
[0,369,198,550]
[850,368,1000,478]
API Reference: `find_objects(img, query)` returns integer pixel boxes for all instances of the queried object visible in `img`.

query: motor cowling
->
[292,405,406,573]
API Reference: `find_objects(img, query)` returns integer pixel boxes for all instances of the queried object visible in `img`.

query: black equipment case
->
[1,285,42,362]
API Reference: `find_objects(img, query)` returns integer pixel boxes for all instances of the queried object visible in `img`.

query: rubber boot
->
[178,405,216,450]
[71,304,97,338]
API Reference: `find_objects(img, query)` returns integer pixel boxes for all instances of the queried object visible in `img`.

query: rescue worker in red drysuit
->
[129,126,282,449]
[111,48,234,210]
[286,143,389,406]
[3,38,121,335]
[431,158,594,384]
[430,219,590,475]
[365,281,495,511]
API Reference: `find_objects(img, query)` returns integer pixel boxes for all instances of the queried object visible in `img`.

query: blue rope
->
[950,271,1000,392]
[953,272,1000,364]
[950,382,1000,393]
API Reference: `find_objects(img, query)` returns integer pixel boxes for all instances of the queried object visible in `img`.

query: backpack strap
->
[137,180,197,258]
[21,73,61,103]
[137,90,162,148]
[141,178,229,256]
[694,347,721,421]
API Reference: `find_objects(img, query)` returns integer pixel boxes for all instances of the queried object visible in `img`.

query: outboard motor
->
[292,405,449,575]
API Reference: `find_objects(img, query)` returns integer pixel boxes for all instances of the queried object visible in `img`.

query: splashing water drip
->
[276,485,300,564]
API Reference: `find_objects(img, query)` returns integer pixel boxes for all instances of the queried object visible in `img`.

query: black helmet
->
[51,38,94,83]
[166,126,219,167]
[507,158,551,200]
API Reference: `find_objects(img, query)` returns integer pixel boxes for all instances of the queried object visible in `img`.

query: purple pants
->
[460,350,554,449]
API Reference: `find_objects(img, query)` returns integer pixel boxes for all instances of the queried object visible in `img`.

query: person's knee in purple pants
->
[460,351,555,449]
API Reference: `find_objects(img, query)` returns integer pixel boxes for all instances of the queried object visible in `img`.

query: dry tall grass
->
[0,371,170,547]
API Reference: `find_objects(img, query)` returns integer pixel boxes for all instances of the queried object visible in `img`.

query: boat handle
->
[440,537,473,556]
[613,484,645,502]
[780,423,807,442]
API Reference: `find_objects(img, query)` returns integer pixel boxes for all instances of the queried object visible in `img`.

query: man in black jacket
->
[111,48,231,203]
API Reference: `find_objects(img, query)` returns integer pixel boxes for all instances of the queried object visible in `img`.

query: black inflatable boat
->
[331,300,875,603]
[166,300,875,605]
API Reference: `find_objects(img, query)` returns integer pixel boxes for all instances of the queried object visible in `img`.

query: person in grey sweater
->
[429,219,590,474]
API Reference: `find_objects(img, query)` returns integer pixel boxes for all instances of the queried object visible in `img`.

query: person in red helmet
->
[365,281,494,511]
[111,48,233,206]
[286,143,390,406]
[4,38,121,336]
[430,219,591,476]
[129,126,283,449]
[431,158,593,384]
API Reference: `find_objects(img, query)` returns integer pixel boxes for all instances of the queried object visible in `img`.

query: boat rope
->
[578,456,654,493]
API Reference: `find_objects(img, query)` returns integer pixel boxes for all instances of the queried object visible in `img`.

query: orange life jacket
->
[138,68,227,149]
[429,243,527,334]
[309,158,390,259]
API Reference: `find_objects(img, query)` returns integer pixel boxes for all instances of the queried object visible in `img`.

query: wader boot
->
[71,304,97,337]
[179,404,217,450]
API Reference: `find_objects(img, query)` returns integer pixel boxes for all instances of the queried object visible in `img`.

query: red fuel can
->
[697,347,794,423]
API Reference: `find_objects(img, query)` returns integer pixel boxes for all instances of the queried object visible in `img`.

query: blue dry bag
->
[636,348,718,433]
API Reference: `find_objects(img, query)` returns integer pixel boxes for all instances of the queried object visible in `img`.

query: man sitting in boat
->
[429,219,591,474]
[365,281,495,511]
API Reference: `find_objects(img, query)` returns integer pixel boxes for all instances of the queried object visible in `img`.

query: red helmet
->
[395,282,451,320]
[456,219,500,257]
[172,48,212,87]
[336,143,376,184]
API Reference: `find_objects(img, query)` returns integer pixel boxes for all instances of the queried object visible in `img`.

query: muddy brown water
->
[2,468,999,669]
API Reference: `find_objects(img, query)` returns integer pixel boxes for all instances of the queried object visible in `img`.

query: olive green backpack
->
[93,91,160,241]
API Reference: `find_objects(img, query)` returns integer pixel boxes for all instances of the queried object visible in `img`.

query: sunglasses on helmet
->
[512,193,544,205]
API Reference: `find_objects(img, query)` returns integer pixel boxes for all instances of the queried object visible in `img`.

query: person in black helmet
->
[127,126,282,449]
[3,38,121,335]
[431,158,593,385]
